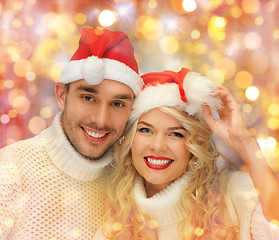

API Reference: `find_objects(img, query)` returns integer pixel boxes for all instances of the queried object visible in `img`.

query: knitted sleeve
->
[0,143,23,239]
[226,171,279,240]
[251,204,279,240]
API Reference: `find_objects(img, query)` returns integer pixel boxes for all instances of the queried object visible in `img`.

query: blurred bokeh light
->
[0,0,278,172]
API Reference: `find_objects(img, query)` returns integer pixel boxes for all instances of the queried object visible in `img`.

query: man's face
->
[56,79,134,160]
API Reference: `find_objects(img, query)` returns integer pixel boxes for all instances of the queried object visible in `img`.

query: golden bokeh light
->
[268,104,279,116]
[231,6,242,18]
[182,0,197,12]
[160,36,179,54]
[245,86,259,101]
[8,109,17,118]
[208,16,227,40]
[98,10,116,27]
[74,13,87,25]
[243,104,253,113]
[14,59,32,77]
[191,30,200,39]
[148,0,158,9]
[149,219,158,229]
[12,19,22,28]
[207,69,225,85]
[26,72,36,81]
[255,16,264,26]
[242,0,260,14]
[113,222,122,231]
[0,0,279,176]
[235,71,253,89]
[267,118,279,130]
[40,107,53,119]
[137,16,163,41]
[4,80,15,89]
[273,29,279,39]
[28,116,47,134]
[194,227,204,237]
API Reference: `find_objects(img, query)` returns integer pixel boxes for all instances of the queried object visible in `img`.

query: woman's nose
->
[149,134,168,152]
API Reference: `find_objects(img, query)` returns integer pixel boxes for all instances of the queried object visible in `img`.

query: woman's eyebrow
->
[168,126,186,131]
[138,121,153,127]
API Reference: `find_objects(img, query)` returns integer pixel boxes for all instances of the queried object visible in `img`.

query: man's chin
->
[82,147,111,161]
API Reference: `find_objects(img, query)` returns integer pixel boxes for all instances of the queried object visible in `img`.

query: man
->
[0,28,143,240]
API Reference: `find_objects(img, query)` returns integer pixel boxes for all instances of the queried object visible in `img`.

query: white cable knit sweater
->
[94,172,279,240]
[0,112,114,240]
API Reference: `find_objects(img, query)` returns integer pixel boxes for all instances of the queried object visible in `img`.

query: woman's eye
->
[83,96,95,102]
[138,128,151,133]
[171,132,184,138]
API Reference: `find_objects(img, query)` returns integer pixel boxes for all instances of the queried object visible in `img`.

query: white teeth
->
[85,129,106,138]
[146,158,172,166]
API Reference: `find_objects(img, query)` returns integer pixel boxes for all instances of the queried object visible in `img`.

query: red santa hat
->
[59,27,143,95]
[129,67,223,123]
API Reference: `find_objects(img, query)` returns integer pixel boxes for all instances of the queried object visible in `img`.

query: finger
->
[212,89,240,112]
[202,105,216,128]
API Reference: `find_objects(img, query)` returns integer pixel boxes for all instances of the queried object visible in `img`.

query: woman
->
[94,68,279,240]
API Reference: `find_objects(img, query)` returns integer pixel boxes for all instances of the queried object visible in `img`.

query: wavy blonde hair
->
[102,107,238,240]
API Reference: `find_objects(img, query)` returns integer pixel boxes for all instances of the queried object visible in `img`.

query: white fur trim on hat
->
[129,72,223,124]
[59,56,143,96]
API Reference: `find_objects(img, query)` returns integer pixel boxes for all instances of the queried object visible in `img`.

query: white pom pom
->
[184,72,223,118]
[81,56,105,85]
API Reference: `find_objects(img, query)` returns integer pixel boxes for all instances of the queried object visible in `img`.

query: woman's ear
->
[55,82,68,111]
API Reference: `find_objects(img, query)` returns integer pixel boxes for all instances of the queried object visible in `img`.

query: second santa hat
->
[130,67,223,123]
[59,27,143,95]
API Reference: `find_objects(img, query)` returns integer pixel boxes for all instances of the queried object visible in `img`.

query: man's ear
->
[55,82,68,111]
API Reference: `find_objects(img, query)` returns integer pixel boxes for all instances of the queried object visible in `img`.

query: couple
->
[0,27,278,240]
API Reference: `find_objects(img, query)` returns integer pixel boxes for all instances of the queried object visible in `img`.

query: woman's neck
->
[145,181,171,198]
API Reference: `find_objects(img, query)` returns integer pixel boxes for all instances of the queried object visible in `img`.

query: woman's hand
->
[203,85,279,222]
[202,85,252,158]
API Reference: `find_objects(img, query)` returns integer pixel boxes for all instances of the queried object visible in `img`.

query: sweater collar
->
[39,112,114,182]
[133,172,191,226]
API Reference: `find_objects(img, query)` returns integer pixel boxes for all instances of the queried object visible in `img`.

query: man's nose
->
[92,103,110,128]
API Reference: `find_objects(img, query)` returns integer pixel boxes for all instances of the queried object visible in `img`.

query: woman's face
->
[131,108,191,196]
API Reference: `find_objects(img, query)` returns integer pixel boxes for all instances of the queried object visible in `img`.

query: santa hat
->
[59,27,143,95]
[129,67,223,123]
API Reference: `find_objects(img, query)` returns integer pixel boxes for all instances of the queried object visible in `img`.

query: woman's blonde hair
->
[102,107,238,240]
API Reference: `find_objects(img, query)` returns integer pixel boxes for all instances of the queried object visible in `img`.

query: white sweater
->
[94,172,279,240]
[0,113,114,240]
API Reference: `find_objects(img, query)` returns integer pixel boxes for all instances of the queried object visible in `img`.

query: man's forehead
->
[72,80,134,100]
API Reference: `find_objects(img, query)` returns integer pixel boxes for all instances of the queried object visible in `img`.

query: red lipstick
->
[144,156,174,170]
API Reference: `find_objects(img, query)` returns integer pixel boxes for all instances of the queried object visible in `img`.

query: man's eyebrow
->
[113,94,133,101]
[77,85,133,101]
[77,85,97,94]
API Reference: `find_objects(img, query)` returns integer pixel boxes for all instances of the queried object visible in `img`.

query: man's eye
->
[83,96,95,102]
[112,102,125,108]
[138,128,151,133]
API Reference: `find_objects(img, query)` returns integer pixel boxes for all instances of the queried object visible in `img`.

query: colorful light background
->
[0,0,279,170]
